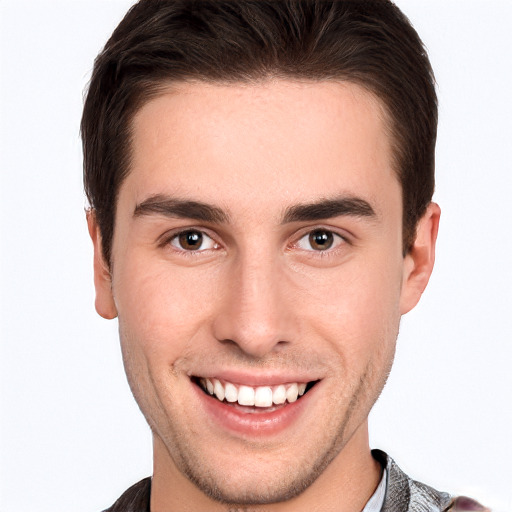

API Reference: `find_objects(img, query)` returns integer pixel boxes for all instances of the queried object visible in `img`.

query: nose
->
[212,253,292,358]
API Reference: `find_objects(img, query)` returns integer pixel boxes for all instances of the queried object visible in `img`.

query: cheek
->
[113,256,221,358]
[292,256,403,360]
[113,257,223,429]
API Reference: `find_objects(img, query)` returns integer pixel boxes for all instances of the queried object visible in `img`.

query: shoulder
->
[373,450,489,512]
[101,477,151,512]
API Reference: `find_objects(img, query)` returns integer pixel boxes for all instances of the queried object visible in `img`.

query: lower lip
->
[192,381,318,437]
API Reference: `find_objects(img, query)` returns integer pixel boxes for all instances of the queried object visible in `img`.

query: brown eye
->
[295,228,346,253]
[170,230,217,252]
[178,231,203,250]
[308,230,334,250]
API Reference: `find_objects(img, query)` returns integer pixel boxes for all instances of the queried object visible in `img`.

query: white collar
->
[362,468,387,512]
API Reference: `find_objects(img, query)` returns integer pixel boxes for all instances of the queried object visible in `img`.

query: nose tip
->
[212,260,291,358]
[212,293,289,357]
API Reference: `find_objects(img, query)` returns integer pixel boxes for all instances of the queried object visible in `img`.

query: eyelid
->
[157,224,351,255]
[291,225,351,250]
[158,226,222,252]
[172,231,217,251]
[295,231,345,252]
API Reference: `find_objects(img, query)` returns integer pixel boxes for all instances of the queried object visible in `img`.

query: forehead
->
[124,79,397,218]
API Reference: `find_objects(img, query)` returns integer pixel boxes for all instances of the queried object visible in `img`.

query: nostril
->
[217,338,238,347]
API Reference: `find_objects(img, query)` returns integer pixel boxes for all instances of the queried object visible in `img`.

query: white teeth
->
[224,382,238,403]
[286,383,299,403]
[200,378,310,406]
[238,385,255,406]
[254,386,273,407]
[272,385,287,404]
[213,379,225,401]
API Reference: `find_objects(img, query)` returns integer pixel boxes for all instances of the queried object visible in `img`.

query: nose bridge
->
[213,247,288,357]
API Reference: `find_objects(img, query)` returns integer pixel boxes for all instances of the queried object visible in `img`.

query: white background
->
[1,1,511,511]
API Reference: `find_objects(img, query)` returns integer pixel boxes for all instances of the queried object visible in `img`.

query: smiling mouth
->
[194,377,318,408]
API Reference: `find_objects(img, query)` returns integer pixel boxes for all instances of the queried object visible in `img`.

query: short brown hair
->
[82,0,437,264]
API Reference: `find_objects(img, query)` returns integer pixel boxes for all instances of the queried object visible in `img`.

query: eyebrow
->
[133,194,376,225]
[282,197,377,223]
[134,195,228,223]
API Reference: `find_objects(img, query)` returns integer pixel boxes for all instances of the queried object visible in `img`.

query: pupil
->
[179,231,202,250]
[309,230,333,250]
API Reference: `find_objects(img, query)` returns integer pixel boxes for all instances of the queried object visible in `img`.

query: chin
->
[181,459,325,506]
[170,425,346,507]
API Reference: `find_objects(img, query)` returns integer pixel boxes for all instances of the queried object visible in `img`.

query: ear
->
[399,202,441,315]
[86,210,118,319]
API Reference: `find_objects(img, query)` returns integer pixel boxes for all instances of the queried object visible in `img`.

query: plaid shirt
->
[103,450,486,512]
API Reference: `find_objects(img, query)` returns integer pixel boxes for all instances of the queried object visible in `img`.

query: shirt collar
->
[362,467,387,512]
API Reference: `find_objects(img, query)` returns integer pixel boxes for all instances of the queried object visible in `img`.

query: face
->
[90,80,438,508]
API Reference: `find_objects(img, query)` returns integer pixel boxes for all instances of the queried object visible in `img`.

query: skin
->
[88,80,440,511]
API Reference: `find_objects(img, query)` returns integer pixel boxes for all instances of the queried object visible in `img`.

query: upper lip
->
[190,370,321,387]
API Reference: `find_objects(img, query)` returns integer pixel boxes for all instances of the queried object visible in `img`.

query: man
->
[81,1,487,511]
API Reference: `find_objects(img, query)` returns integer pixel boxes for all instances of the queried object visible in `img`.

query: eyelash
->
[160,226,350,258]
[161,228,220,254]
[291,228,350,257]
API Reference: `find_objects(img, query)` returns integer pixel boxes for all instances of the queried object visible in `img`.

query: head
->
[83,1,439,508]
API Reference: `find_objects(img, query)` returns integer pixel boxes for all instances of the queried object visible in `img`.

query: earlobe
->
[86,210,118,320]
[399,202,441,315]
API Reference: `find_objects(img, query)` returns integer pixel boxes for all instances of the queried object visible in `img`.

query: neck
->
[150,421,381,512]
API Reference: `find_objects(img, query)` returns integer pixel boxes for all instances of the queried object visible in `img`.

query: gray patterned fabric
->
[373,449,453,512]
[376,450,489,512]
